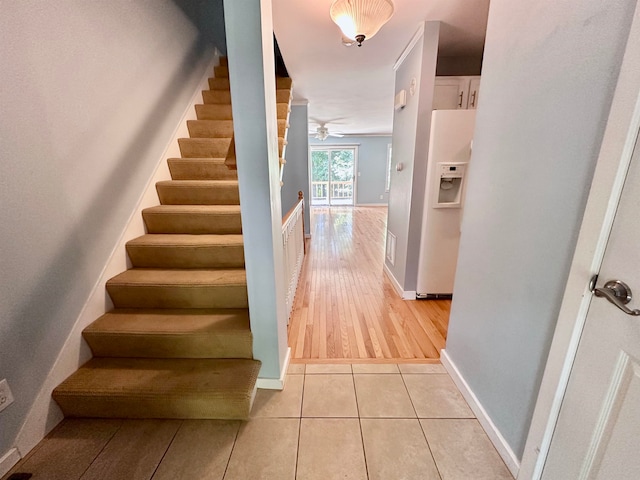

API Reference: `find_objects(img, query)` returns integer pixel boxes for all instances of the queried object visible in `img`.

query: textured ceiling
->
[272,0,490,135]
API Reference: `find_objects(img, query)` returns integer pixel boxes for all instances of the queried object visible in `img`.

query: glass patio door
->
[310,147,356,206]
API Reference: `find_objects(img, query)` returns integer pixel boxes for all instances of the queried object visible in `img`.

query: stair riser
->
[83,333,252,359]
[53,396,252,419]
[168,159,237,180]
[187,120,234,138]
[202,90,231,104]
[195,104,233,120]
[277,103,290,119]
[208,77,230,90]
[178,138,231,158]
[214,65,229,78]
[207,76,291,90]
[142,212,242,234]
[156,185,240,205]
[106,285,248,309]
[278,120,288,137]
[126,245,244,268]
[201,89,290,104]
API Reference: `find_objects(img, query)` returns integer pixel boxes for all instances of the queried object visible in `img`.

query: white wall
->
[0,0,219,461]
[386,22,439,293]
[446,0,636,460]
[309,136,392,205]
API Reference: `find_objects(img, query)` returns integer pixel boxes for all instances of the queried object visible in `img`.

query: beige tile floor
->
[4,363,513,480]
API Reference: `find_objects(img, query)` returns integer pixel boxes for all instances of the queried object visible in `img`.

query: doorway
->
[310,146,357,206]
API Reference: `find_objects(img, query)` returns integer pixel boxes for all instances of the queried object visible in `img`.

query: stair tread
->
[127,234,243,248]
[108,268,246,286]
[54,357,260,397]
[156,180,238,187]
[85,308,250,335]
[144,205,241,214]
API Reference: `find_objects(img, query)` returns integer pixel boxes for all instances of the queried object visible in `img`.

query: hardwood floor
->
[287,206,450,363]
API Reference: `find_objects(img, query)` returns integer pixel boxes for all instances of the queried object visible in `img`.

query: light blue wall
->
[225,0,288,380]
[282,104,311,235]
[0,0,218,457]
[385,23,440,292]
[309,136,391,205]
[446,0,636,459]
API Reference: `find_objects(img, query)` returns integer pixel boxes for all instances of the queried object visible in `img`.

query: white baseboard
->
[14,51,220,459]
[0,448,21,478]
[440,349,520,478]
[356,203,388,207]
[257,347,291,390]
[383,264,416,300]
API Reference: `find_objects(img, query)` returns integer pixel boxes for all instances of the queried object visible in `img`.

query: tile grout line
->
[78,419,124,480]
[400,372,444,480]
[351,366,370,480]
[149,419,184,480]
[417,419,444,480]
[293,372,306,480]
[221,421,241,480]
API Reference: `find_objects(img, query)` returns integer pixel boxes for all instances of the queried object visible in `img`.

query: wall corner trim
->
[441,349,521,477]
[393,21,425,71]
[256,347,291,390]
[0,448,21,478]
[291,99,309,106]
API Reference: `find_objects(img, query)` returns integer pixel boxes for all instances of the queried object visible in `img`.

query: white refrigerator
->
[416,109,476,298]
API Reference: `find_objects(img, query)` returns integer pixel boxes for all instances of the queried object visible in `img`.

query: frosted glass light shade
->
[330,0,394,46]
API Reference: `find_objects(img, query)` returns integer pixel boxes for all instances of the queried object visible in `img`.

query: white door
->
[541,127,640,478]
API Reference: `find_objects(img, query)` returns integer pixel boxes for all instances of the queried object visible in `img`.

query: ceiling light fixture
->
[315,126,329,141]
[330,0,395,47]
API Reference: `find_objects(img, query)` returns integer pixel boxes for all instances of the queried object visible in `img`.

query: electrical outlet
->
[0,379,15,412]
[379,195,384,200]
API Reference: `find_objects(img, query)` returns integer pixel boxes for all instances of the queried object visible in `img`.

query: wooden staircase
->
[53,57,293,419]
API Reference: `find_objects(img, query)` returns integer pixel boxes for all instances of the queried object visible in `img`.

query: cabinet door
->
[433,77,467,109]
[468,77,481,109]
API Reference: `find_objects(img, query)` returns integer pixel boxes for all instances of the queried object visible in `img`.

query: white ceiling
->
[272,0,490,136]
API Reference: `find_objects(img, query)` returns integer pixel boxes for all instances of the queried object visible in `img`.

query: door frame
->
[308,144,359,206]
[519,3,640,478]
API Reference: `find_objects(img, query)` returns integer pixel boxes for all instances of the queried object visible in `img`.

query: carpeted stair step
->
[276,77,293,89]
[201,89,291,105]
[168,158,237,180]
[195,104,233,120]
[178,138,232,158]
[142,205,242,234]
[202,89,231,104]
[83,308,252,358]
[196,103,288,121]
[106,268,248,309]
[277,103,290,119]
[156,180,239,205]
[53,357,261,419]
[278,119,288,137]
[208,77,230,90]
[126,234,244,268]
[187,120,234,138]
[214,65,229,78]
[207,76,291,91]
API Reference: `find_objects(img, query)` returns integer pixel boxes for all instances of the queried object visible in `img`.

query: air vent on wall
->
[386,230,396,265]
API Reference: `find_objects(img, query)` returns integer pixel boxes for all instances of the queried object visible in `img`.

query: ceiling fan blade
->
[329,133,345,137]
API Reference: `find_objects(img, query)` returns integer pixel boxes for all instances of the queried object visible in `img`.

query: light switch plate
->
[0,379,14,412]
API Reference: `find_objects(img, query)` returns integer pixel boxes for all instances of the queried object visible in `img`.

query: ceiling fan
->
[311,123,345,141]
